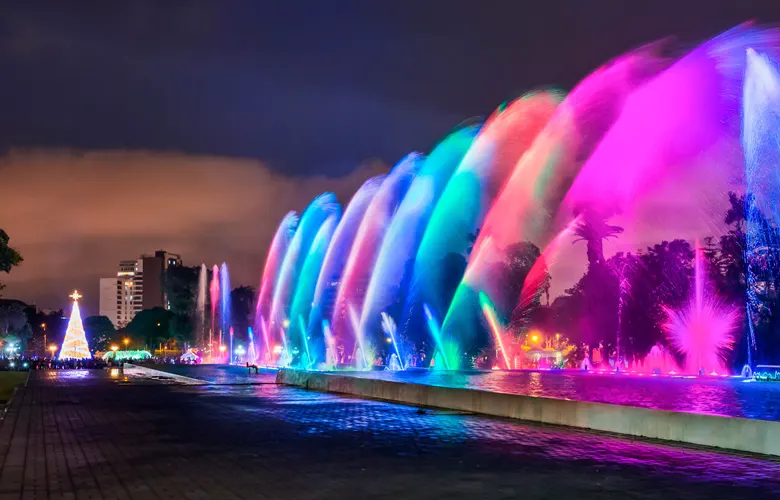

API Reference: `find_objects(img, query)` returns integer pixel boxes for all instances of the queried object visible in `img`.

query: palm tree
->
[572,207,624,267]
[725,192,745,227]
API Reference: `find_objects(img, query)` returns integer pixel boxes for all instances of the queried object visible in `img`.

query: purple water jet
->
[664,244,738,375]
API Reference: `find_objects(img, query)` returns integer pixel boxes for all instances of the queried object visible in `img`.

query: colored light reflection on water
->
[343,369,780,421]
[164,362,780,422]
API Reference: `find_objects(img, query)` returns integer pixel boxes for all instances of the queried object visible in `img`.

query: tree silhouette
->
[83,315,116,352]
[0,230,23,296]
[572,207,624,266]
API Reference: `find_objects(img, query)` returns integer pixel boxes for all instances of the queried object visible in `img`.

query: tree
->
[501,241,547,334]
[0,300,32,351]
[43,310,67,349]
[560,259,620,348]
[83,315,116,352]
[163,265,200,343]
[0,230,23,296]
[126,308,172,348]
[230,285,256,339]
[572,207,624,266]
[164,265,199,317]
[622,241,694,359]
[0,300,27,334]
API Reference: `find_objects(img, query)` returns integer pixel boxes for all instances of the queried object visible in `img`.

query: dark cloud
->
[1,150,386,310]
[0,1,778,308]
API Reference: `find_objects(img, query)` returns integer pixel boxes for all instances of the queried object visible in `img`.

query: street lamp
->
[48,345,57,358]
[123,338,130,350]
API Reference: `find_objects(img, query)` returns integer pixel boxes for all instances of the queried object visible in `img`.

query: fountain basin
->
[277,368,780,457]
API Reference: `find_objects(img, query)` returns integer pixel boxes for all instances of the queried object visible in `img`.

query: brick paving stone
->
[0,369,779,499]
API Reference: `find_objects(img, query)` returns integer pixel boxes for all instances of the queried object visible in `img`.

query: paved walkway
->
[0,370,779,499]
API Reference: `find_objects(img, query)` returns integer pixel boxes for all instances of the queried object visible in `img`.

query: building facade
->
[98,277,118,325]
[99,250,182,327]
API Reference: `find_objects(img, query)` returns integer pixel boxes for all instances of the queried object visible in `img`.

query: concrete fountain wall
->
[277,369,780,457]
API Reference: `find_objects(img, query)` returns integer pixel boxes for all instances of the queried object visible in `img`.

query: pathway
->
[0,369,779,499]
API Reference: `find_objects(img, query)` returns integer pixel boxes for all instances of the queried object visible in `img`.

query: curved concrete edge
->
[123,364,207,385]
[277,368,780,457]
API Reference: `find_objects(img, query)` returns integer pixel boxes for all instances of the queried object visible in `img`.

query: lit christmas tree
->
[59,290,92,360]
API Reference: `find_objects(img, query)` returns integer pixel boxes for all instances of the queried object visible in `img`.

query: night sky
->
[2,1,779,313]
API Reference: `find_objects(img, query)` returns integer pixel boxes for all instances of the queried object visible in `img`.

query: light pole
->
[48,345,57,359]
[41,323,47,355]
[123,338,130,351]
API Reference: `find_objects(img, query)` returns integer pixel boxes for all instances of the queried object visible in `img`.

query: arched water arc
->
[268,193,340,363]
[743,48,780,364]
[330,154,422,357]
[287,214,340,366]
[413,91,561,366]
[307,176,385,352]
[453,43,668,327]
[255,211,299,359]
[561,25,779,219]
[253,25,780,374]
[360,124,481,345]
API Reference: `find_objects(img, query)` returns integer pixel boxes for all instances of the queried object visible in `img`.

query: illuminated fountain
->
[220,262,231,361]
[360,125,480,346]
[288,214,340,367]
[208,264,219,363]
[195,263,208,352]
[269,194,340,365]
[247,327,258,365]
[743,48,780,367]
[664,245,738,375]
[254,25,780,378]
[380,312,404,370]
[331,154,420,366]
[255,212,299,363]
[308,177,383,363]
[410,92,559,362]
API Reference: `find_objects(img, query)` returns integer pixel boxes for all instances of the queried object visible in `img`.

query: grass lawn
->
[0,372,28,403]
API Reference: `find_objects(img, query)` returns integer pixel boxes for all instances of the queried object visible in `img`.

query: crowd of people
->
[0,356,109,371]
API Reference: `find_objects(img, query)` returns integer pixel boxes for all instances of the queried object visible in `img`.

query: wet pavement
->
[137,363,277,384]
[0,369,779,499]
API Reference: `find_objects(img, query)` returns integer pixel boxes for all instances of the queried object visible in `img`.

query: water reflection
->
[344,369,780,421]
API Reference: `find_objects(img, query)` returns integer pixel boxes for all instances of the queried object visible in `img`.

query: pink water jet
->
[562,25,780,221]
[331,154,420,353]
[255,212,298,359]
[208,264,220,363]
[463,44,667,307]
[664,244,738,375]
